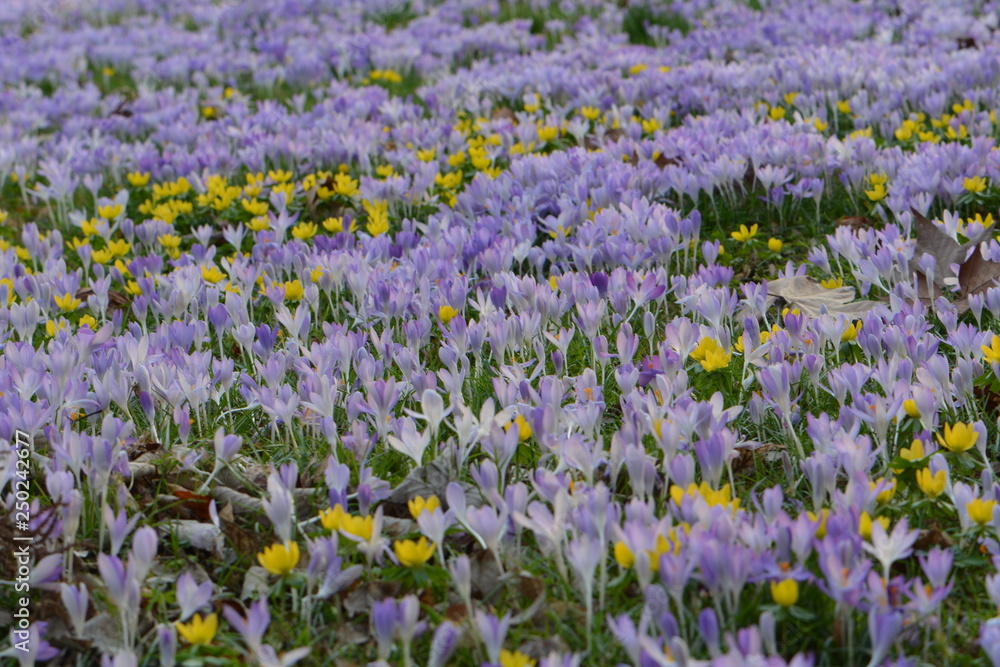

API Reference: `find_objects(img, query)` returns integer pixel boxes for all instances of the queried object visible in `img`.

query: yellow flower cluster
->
[690,337,732,372]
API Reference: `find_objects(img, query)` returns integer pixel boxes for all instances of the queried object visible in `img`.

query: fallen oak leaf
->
[766,276,879,318]
[162,485,214,521]
[241,565,271,600]
[909,208,995,288]
[158,520,224,557]
[958,244,1000,299]
[836,215,872,231]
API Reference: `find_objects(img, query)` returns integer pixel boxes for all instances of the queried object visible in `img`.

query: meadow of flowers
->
[9,0,1000,665]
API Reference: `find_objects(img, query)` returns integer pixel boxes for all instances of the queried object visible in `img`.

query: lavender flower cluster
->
[6,0,1000,665]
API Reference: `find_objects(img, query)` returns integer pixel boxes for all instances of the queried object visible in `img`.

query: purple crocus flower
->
[175,571,212,622]
[428,621,461,667]
[59,582,89,638]
[158,624,177,667]
[474,611,511,666]
[372,598,398,660]
[867,610,903,667]
[224,598,271,656]
[918,548,953,590]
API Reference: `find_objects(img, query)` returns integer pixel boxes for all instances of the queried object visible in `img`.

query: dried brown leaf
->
[910,208,995,287]
[836,216,872,231]
[766,276,879,318]
[913,527,954,551]
[159,520,225,556]
[241,566,271,600]
[470,548,502,601]
[958,244,1000,298]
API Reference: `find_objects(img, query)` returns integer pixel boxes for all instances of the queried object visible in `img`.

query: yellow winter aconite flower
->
[768,106,786,121]
[500,650,536,667]
[79,314,97,330]
[98,203,123,219]
[768,238,783,252]
[341,514,375,540]
[936,422,978,453]
[953,99,975,114]
[580,106,601,120]
[902,399,920,418]
[45,319,68,337]
[291,221,318,240]
[613,541,635,568]
[865,176,888,202]
[416,148,436,162]
[916,468,946,498]
[408,495,441,519]
[859,512,890,541]
[54,293,82,312]
[770,578,799,607]
[108,239,131,256]
[241,198,268,216]
[0,278,15,305]
[895,119,918,141]
[363,200,390,237]
[669,482,740,512]
[370,68,403,84]
[700,346,731,372]
[201,265,225,284]
[394,537,435,567]
[268,169,293,184]
[438,304,458,323]
[690,337,731,371]
[127,171,150,187]
[841,320,862,342]
[91,248,114,265]
[983,335,1000,364]
[731,223,758,242]
[319,505,346,531]
[201,106,216,119]
[900,439,925,462]
[821,276,843,289]
[967,498,996,526]
[964,176,988,193]
[158,234,182,249]
[258,542,300,576]
[436,170,463,190]
[641,117,661,133]
[506,414,533,441]
[247,216,269,232]
[946,124,968,141]
[152,177,192,201]
[322,217,344,233]
[629,63,647,75]
[283,280,304,301]
[807,509,830,539]
[871,478,896,505]
[836,100,852,114]
[176,613,218,645]
[537,125,559,142]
